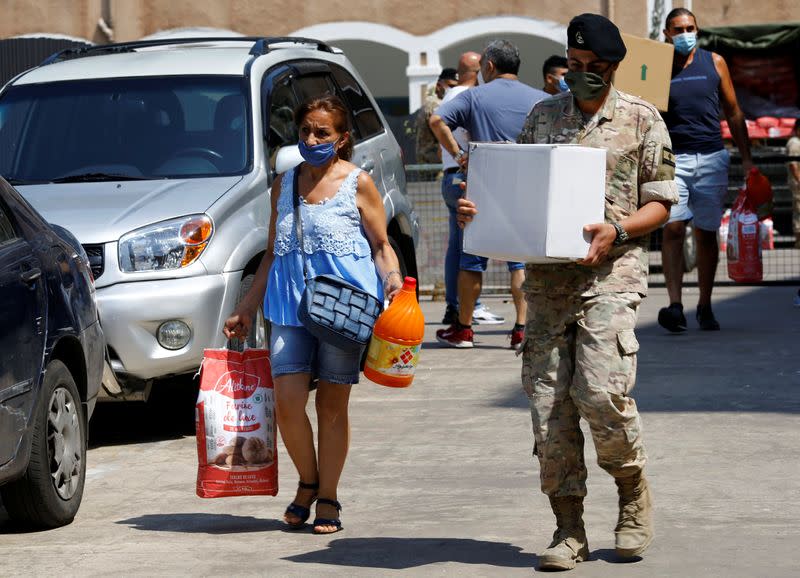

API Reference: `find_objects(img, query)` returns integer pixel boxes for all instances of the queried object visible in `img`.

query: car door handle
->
[360,159,375,173]
[20,268,41,284]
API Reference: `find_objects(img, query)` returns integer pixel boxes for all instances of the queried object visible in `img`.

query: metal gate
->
[406,164,800,295]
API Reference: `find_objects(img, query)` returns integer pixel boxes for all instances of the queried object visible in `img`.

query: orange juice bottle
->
[364,277,425,388]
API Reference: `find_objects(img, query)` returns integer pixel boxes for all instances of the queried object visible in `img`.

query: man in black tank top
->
[658,8,754,332]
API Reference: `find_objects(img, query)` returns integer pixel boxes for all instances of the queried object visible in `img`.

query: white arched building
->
[139,16,574,113]
[293,16,569,112]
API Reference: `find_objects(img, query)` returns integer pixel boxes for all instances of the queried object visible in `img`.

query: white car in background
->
[0,36,418,400]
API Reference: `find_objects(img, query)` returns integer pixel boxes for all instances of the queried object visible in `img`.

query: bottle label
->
[366,336,420,376]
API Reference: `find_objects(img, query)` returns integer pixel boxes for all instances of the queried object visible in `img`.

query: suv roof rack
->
[40,36,336,66]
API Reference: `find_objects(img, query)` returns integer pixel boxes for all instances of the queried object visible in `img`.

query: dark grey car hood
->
[16,176,242,244]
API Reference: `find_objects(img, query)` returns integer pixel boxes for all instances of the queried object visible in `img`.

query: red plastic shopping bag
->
[726,192,762,283]
[195,348,278,498]
[743,167,773,221]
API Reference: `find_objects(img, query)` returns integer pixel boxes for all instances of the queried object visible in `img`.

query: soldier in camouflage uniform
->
[414,68,458,164]
[459,14,678,571]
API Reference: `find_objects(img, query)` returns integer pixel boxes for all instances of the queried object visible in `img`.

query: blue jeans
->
[460,253,525,272]
[667,149,730,231]
[269,324,363,384]
[442,171,480,310]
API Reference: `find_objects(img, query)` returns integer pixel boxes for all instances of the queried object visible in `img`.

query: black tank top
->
[663,48,724,154]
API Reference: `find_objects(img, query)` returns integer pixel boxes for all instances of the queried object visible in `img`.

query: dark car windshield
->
[0,76,250,182]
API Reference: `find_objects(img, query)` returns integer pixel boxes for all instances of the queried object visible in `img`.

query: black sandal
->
[312,498,343,534]
[284,481,318,529]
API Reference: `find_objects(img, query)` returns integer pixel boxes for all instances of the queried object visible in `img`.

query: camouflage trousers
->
[521,291,647,497]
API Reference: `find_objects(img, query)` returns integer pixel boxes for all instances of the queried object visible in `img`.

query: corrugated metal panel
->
[0,38,92,87]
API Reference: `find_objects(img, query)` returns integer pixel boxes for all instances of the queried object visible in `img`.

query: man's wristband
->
[453,149,466,163]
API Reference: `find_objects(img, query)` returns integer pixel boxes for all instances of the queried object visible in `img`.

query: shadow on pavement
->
[283,537,538,569]
[89,376,199,448]
[0,508,60,535]
[491,286,800,414]
[117,513,284,534]
[589,548,643,564]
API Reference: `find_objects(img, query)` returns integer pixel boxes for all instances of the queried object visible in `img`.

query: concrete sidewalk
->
[1,285,798,577]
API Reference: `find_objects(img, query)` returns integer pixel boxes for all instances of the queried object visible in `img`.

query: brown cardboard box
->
[614,33,674,111]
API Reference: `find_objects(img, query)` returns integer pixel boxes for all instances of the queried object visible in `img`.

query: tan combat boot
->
[614,472,654,558]
[538,496,590,571]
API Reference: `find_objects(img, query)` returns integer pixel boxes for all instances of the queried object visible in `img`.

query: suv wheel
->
[228,273,269,351]
[1,360,86,528]
[388,236,407,278]
[388,234,419,299]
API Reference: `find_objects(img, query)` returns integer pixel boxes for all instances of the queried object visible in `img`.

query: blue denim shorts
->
[269,324,363,384]
[460,252,525,272]
[667,149,730,231]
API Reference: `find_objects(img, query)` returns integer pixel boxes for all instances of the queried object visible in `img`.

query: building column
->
[406,47,441,112]
[647,0,674,40]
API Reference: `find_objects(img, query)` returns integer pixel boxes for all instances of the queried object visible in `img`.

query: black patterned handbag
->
[292,168,382,351]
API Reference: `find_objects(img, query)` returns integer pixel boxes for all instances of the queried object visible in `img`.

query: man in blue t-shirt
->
[429,39,547,350]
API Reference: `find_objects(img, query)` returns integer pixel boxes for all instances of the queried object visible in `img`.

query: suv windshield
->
[0,76,250,182]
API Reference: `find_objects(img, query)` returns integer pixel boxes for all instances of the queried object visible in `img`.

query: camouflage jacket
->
[415,95,442,164]
[518,87,679,296]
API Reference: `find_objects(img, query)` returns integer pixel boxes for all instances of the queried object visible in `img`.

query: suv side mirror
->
[274,145,303,175]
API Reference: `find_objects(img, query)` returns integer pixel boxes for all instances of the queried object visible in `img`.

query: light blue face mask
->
[671,32,697,56]
[299,138,339,166]
[558,76,569,92]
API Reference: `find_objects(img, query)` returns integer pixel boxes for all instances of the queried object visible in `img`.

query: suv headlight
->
[118,215,213,272]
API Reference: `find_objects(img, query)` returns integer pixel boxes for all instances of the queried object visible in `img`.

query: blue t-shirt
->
[435,78,548,142]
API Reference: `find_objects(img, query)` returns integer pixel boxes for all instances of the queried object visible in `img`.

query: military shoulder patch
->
[655,146,676,181]
[661,147,676,168]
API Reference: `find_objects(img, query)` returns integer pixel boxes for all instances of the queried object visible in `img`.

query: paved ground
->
[2,285,799,577]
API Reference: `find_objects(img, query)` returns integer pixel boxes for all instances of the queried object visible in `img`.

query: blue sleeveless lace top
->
[265,166,382,326]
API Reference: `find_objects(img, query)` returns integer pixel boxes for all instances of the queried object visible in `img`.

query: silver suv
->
[0,37,419,399]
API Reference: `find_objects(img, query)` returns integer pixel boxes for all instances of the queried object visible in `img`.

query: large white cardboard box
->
[463,142,606,264]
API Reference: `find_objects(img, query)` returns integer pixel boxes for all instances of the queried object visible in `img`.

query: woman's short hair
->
[295,94,354,161]
[483,40,521,76]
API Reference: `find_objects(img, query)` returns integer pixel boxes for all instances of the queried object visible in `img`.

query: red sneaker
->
[509,327,524,350]
[436,324,474,348]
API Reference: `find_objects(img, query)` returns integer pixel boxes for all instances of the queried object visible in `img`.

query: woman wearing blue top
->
[224,95,402,534]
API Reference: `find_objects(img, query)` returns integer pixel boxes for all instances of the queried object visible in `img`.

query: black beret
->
[567,13,627,63]
[438,67,458,82]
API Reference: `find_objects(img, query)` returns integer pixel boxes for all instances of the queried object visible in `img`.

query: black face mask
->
[564,67,613,101]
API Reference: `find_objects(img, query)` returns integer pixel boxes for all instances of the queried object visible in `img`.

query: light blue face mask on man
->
[558,76,569,92]
[671,32,697,56]
[299,138,339,166]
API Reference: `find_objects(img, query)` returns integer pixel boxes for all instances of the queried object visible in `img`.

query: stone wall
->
[6,0,794,43]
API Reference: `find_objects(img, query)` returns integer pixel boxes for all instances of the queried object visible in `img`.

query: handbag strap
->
[291,167,311,281]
